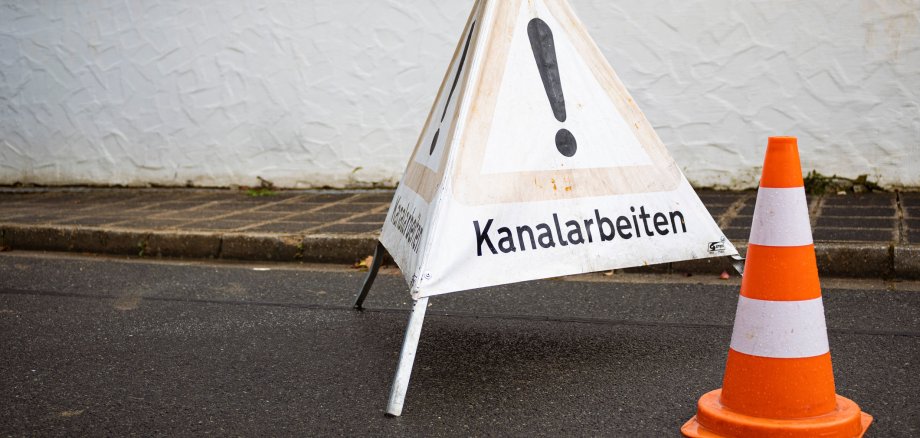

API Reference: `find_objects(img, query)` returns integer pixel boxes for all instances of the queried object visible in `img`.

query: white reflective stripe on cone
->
[748,187,813,247]
[730,296,830,359]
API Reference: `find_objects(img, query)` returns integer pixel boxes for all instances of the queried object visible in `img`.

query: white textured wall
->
[1,0,918,188]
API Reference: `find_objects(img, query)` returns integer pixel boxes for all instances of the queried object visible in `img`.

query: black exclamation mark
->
[430,22,477,155]
[528,18,576,157]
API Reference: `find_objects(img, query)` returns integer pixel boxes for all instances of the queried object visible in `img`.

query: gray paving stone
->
[313,223,382,234]
[347,213,388,224]
[176,220,251,231]
[703,205,730,216]
[318,202,385,213]
[820,206,897,217]
[353,192,396,203]
[193,203,261,213]
[723,227,751,241]
[218,211,287,222]
[254,203,321,212]
[909,230,920,245]
[729,216,754,228]
[307,193,356,203]
[816,217,898,228]
[153,210,231,220]
[109,219,189,230]
[152,201,209,210]
[899,192,920,203]
[813,228,896,243]
[822,194,895,206]
[284,212,353,222]
[696,191,746,205]
[0,212,28,221]
[49,217,127,227]
[8,214,77,224]
[738,205,756,215]
[245,222,322,233]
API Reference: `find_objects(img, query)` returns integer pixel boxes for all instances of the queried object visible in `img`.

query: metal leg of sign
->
[385,296,430,417]
[730,254,746,276]
[353,241,385,310]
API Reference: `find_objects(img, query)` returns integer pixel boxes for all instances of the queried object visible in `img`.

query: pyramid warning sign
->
[380,0,738,298]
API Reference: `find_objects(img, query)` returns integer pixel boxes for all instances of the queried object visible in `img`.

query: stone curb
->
[0,224,375,265]
[1,224,917,279]
[894,245,920,279]
[813,242,893,278]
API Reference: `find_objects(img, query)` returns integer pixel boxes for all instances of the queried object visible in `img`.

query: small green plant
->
[295,241,304,260]
[244,176,278,197]
[246,187,277,197]
[803,171,884,195]
[803,171,833,195]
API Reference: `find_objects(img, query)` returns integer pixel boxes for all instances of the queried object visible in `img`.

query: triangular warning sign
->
[381,0,738,298]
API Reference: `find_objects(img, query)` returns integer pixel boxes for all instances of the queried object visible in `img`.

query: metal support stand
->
[730,254,746,277]
[350,242,428,416]
[386,296,429,417]
[353,242,385,310]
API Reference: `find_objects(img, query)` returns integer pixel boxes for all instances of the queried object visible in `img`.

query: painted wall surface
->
[1,0,918,188]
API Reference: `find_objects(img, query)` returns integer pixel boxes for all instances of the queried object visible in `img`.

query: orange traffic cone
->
[681,137,872,437]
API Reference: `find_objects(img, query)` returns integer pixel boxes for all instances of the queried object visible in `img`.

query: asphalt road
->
[1,251,918,436]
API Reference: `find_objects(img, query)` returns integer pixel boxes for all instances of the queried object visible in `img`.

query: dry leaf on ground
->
[354,255,374,270]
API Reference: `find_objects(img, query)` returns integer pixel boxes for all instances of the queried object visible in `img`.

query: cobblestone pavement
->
[1,188,918,277]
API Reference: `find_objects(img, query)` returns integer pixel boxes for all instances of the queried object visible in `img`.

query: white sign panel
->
[380,0,738,298]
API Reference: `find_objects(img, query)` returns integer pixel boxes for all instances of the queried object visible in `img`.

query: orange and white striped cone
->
[681,137,872,437]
